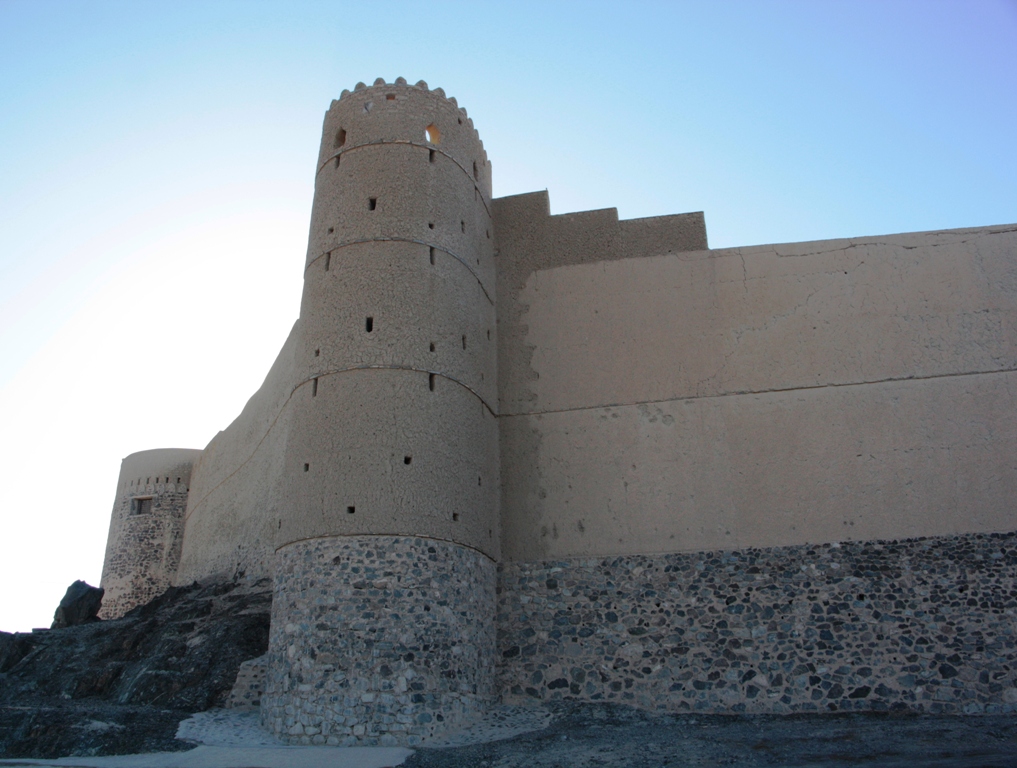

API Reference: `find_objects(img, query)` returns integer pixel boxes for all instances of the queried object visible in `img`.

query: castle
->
[99,79,1017,745]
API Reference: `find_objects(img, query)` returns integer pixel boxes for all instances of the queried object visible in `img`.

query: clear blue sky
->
[1,0,1015,631]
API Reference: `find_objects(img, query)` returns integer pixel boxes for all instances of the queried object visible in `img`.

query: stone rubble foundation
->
[496,531,1017,715]
[261,535,496,746]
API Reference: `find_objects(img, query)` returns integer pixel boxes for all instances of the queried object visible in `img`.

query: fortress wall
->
[496,530,1017,715]
[492,190,708,415]
[498,225,1017,561]
[174,322,302,584]
[99,448,201,618]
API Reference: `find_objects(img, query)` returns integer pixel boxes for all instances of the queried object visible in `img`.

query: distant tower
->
[260,79,500,745]
[98,448,201,619]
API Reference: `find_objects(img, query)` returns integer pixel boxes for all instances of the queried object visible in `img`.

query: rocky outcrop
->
[51,580,104,629]
[0,578,271,759]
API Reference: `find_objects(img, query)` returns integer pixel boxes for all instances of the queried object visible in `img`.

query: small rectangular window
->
[365,316,374,333]
[369,197,377,211]
[131,497,153,515]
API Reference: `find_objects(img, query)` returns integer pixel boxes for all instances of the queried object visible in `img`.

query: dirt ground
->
[406,702,1017,768]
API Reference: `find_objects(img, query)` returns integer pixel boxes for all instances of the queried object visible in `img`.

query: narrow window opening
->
[335,156,340,168]
[347,506,356,514]
[486,230,490,239]
[428,373,435,391]
[132,497,153,515]
[429,247,435,265]
[176,477,181,483]
[429,149,435,163]
[462,335,467,350]
[312,378,318,397]
[325,252,331,271]
[478,476,482,486]
[327,227,334,234]
[460,221,465,233]
[365,316,374,333]
[315,348,320,357]
[429,342,435,352]
[473,161,478,178]
[404,456,412,465]
[453,513,460,522]
[425,124,441,144]
[386,93,396,101]
[368,197,377,211]
[487,329,491,340]
[303,463,310,472]
[278,520,282,529]
[428,222,434,230]
[334,128,347,148]
[457,117,462,125]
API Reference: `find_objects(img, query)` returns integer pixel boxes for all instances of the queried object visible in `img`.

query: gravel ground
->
[405,702,1017,768]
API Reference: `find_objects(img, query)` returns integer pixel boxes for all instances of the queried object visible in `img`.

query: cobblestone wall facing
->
[262,535,496,746]
[496,532,1017,715]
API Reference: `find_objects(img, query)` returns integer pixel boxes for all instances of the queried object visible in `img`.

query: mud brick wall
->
[496,531,1017,715]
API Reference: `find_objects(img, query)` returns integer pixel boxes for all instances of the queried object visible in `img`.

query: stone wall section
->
[261,535,496,746]
[99,481,192,620]
[496,531,1017,715]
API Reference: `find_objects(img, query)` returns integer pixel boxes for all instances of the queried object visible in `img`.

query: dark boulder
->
[51,581,104,629]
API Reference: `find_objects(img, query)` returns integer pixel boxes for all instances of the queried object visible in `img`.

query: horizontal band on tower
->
[295,365,498,416]
[306,238,495,306]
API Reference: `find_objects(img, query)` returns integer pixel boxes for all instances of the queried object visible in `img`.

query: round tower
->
[98,448,202,619]
[261,79,499,746]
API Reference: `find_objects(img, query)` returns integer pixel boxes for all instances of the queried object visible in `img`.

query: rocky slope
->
[0,579,271,758]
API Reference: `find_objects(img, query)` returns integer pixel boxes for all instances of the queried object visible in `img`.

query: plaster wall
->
[99,448,201,618]
[278,80,499,559]
[175,323,301,584]
[499,225,1017,561]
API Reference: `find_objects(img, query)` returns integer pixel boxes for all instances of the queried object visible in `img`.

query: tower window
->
[429,373,435,391]
[453,513,460,522]
[335,128,346,148]
[473,161,478,178]
[369,197,377,210]
[429,342,435,352]
[462,335,467,350]
[425,124,441,144]
[461,221,465,233]
[429,247,435,264]
[335,156,340,168]
[347,506,356,514]
[131,497,153,515]
[303,463,310,472]
[428,222,434,230]
[312,378,318,397]
[404,456,412,465]
[315,349,320,357]
[386,93,396,101]
[365,316,374,333]
[325,252,331,271]
[429,149,436,163]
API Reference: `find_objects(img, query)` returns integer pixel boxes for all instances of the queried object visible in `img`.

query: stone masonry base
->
[261,535,496,746]
[496,532,1017,714]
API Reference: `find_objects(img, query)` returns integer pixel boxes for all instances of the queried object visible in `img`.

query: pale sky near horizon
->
[1,0,1015,632]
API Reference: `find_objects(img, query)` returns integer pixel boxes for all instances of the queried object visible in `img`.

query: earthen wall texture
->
[262,535,496,746]
[175,324,301,586]
[272,81,500,561]
[99,449,201,619]
[496,531,1017,715]
[497,224,1017,561]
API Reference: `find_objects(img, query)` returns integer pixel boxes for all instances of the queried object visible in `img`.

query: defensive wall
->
[99,79,1017,744]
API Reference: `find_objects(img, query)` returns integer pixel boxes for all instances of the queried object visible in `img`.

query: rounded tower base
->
[261,535,496,746]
